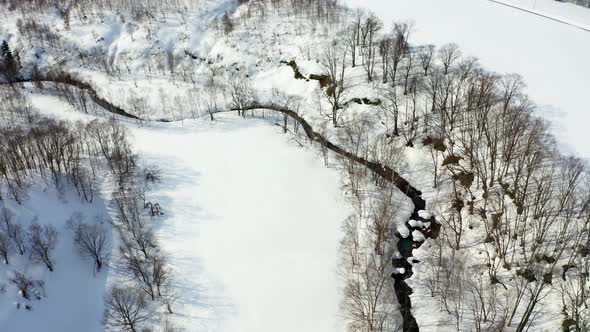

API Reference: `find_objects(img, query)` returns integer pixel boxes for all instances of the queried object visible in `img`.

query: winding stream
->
[10,77,440,332]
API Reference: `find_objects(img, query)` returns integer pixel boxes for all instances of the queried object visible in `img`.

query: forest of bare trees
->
[309,8,590,331]
[213,5,590,330]
[0,0,588,330]
[0,82,179,329]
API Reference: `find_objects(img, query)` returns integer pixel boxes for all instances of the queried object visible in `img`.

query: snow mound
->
[412,230,425,242]
[408,219,421,228]
[418,210,432,219]
[398,224,411,238]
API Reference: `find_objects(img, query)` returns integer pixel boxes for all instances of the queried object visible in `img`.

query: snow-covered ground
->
[31,93,349,331]
[497,0,590,29]
[0,182,111,332]
[345,0,590,159]
[135,115,348,332]
[2,0,587,330]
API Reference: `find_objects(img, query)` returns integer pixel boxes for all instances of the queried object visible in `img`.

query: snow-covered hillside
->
[346,0,590,158]
[1,0,590,331]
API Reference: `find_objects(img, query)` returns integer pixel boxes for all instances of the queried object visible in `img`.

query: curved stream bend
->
[11,76,439,331]
[233,104,440,332]
[10,76,141,120]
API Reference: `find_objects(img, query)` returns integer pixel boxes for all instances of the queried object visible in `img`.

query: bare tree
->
[341,219,399,332]
[203,86,220,121]
[320,40,349,127]
[381,83,401,136]
[68,213,108,272]
[28,223,58,272]
[11,224,25,255]
[402,47,415,95]
[343,8,366,68]
[10,272,44,301]
[438,252,467,331]
[119,241,156,300]
[468,273,506,332]
[228,74,253,117]
[438,43,461,75]
[0,207,14,235]
[560,274,590,332]
[339,176,400,331]
[160,284,180,314]
[418,44,435,76]
[429,137,444,188]
[0,207,23,256]
[368,186,398,255]
[360,13,382,82]
[345,25,359,68]
[387,21,412,86]
[379,36,393,83]
[104,286,151,332]
[438,177,466,250]
[0,231,13,264]
[151,252,170,297]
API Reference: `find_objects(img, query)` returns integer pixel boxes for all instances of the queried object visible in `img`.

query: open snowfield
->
[30,93,348,331]
[135,115,348,332]
[2,0,589,330]
[345,0,590,159]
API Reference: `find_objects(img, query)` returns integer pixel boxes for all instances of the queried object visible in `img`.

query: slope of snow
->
[345,0,590,159]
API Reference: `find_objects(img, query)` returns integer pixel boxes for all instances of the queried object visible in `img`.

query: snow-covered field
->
[345,0,590,159]
[30,93,348,331]
[134,115,348,332]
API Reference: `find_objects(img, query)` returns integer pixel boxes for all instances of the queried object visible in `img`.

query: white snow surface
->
[417,210,432,220]
[131,114,348,331]
[408,219,420,228]
[412,230,425,242]
[345,0,590,159]
[496,0,590,29]
[27,92,349,331]
[0,183,111,332]
[3,0,587,330]
[398,223,411,238]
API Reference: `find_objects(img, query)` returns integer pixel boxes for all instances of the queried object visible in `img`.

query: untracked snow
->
[25,93,350,331]
[495,0,590,29]
[131,114,348,332]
